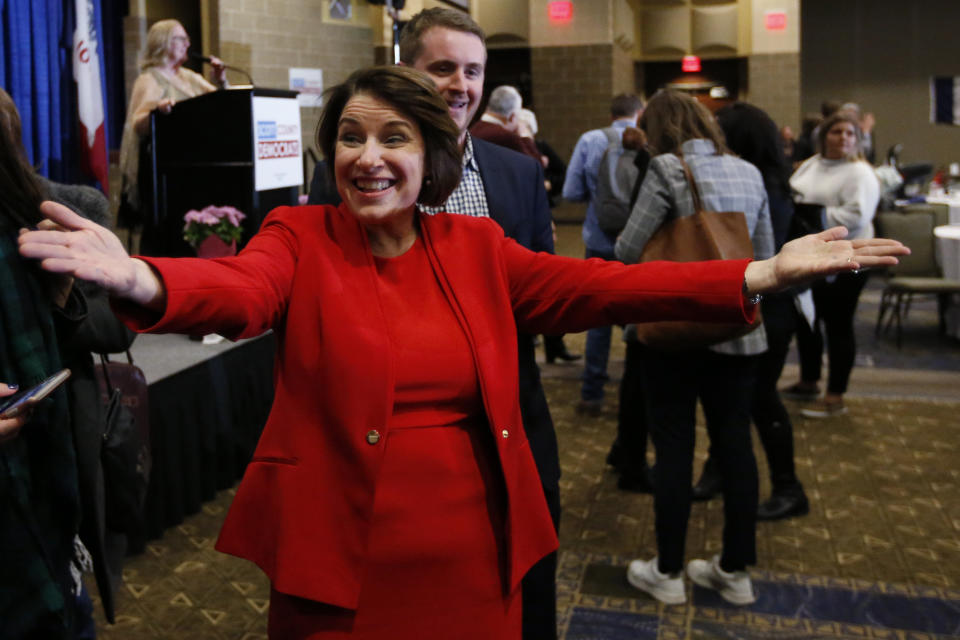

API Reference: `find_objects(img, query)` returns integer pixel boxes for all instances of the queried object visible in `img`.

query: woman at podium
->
[118,19,226,233]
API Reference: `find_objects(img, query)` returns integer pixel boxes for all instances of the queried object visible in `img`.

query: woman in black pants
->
[786,112,880,417]
[615,91,775,606]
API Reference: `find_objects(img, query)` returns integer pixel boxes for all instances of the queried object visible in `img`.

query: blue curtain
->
[0,0,67,180]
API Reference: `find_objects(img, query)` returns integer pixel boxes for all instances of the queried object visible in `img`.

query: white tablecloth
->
[924,195,960,225]
[934,225,960,339]
[935,225,960,279]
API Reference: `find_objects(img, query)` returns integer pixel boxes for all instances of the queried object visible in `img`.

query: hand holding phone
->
[0,369,72,420]
[0,385,26,444]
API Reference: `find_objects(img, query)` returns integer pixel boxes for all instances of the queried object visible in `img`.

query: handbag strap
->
[677,156,705,214]
[99,354,115,392]
[98,350,134,392]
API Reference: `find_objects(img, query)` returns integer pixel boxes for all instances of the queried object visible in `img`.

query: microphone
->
[188,52,254,85]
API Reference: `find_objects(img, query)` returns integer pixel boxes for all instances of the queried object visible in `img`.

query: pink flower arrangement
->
[182,205,246,247]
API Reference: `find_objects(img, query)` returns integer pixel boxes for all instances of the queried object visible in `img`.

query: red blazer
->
[126,204,753,609]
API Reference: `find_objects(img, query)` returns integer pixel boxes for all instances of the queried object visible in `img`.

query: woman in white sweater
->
[786,111,880,417]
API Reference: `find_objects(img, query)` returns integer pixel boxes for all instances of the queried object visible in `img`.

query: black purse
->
[98,352,151,535]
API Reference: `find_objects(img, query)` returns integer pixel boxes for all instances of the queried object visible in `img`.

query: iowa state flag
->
[73,0,109,193]
[931,76,960,126]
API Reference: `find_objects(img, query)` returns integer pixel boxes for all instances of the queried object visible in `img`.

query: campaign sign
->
[253,96,303,191]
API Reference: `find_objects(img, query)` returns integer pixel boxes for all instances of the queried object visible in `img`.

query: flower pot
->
[196,235,237,259]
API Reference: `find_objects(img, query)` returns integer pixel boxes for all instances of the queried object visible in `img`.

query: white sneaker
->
[686,555,756,605]
[626,557,686,604]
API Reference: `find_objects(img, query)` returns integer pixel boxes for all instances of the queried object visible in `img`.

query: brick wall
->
[217,0,374,162]
[747,53,800,131]
[531,44,616,162]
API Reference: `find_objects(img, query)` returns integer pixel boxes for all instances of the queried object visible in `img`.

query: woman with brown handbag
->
[616,90,774,606]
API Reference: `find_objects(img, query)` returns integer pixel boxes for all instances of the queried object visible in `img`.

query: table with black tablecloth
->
[126,332,274,551]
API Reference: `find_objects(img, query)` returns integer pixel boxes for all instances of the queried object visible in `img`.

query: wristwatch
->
[742,278,762,306]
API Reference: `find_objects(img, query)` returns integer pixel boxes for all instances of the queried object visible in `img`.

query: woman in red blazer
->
[19,66,907,638]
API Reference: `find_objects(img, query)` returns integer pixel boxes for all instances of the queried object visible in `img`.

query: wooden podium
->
[142,87,302,257]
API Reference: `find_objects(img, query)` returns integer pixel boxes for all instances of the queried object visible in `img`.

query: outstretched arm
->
[743,226,908,295]
[18,201,166,309]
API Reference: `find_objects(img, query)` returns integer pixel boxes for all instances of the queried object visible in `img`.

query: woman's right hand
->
[18,201,166,308]
[0,385,26,445]
[157,97,176,114]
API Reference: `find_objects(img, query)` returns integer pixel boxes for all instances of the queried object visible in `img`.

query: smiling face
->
[824,121,858,160]
[334,93,425,230]
[167,23,190,66]
[408,27,485,143]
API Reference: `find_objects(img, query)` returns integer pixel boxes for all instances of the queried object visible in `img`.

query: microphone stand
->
[221,63,254,86]
[189,53,254,86]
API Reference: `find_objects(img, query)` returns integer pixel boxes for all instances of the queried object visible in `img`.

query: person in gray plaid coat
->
[617,90,774,607]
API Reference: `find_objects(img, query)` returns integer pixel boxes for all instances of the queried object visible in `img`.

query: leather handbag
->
[97,351,151,535]
[632,157,762,351]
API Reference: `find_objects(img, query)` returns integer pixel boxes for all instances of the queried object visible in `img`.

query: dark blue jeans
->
[581,248,616,402]
[639,345,759,574]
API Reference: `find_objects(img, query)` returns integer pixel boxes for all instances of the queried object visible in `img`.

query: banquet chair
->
[900,202,949,228]
[874,210,960,347]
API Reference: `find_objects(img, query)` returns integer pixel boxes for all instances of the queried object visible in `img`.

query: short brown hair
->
[816,111,863,161]
[611,94,643,119]
[399,7,486,66]
[141,19,182,71]
[639,90,728,156]
[316,66,462,207]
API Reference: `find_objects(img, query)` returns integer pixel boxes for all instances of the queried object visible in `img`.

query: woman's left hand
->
[744,226,910,295]
[209,56,227,86]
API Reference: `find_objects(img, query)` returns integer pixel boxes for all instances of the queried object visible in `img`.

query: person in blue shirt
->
[562,94,642,417]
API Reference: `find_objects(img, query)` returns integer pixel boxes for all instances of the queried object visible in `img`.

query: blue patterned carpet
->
[558,551,960,639]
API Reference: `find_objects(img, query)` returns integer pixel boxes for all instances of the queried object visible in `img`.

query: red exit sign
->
[548,1,573,22]
[682,55,701,72]
[765,11,787,31]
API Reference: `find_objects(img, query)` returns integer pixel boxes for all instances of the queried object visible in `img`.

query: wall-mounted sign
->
[548,1,573,22]
[682,55,701,73]
[289,67,323,107]
[765,11,787,31]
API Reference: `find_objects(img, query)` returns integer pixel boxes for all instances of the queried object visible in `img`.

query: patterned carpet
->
[87,378,960,639]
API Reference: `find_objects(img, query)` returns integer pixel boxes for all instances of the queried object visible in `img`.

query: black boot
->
[544,336,582,363]
[691,457,720,501]
[757,486,809,521]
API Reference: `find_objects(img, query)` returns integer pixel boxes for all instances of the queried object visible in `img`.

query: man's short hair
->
[399,7,486,65]
[611,94,643,119]
[486,86,522,118]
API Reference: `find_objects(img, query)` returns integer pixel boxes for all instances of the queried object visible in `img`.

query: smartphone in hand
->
[0,369,72,419]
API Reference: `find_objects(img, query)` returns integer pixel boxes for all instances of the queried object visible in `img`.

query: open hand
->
[745,226,910,294]
[18,201,164,306]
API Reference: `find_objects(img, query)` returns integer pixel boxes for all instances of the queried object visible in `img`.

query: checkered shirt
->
[419,134,490,218]
[615,139,775,356]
